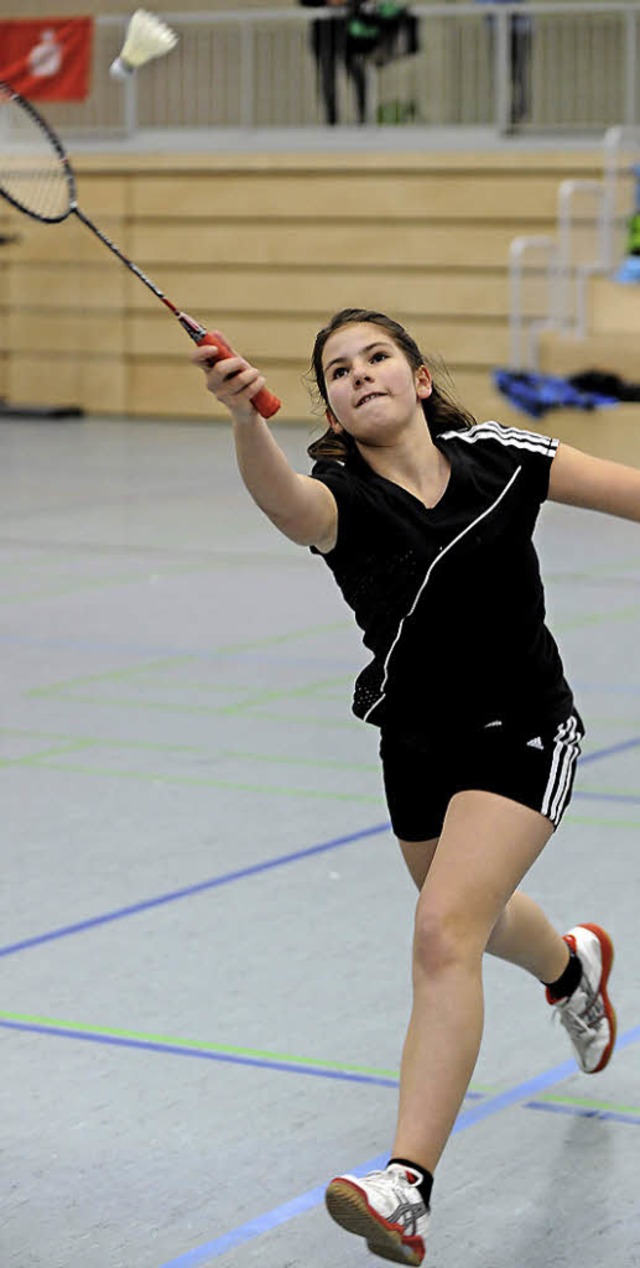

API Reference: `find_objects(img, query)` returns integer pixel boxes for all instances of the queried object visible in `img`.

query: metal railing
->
[17,3,639,138]
[508,126,640,370]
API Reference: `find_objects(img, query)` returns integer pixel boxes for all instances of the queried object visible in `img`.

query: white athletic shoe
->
[548,923,617,1074]
[325,1163,429,1264]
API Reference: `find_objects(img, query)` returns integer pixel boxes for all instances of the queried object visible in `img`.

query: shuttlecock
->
[110,9,178,79]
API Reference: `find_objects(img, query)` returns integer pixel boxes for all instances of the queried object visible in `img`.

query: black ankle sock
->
[544,946,582,1000]
[388,1157,433,1209]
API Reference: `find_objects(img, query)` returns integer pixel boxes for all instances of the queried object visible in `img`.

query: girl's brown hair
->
[307,308,477,461]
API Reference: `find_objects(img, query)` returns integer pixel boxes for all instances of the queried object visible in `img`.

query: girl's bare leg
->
[486,889,570,981]
[392,789,555,1173]
[400,838,571,985]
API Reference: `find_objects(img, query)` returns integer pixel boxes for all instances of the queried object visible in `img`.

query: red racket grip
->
[197,330,281,419]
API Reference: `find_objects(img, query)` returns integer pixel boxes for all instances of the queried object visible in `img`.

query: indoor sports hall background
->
[1,2,640,1266]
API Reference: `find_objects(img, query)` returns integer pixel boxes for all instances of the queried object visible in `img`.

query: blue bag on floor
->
[493,370,620,419]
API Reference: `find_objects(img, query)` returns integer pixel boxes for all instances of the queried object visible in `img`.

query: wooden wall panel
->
[8,356,126,413]
[129,360,312,421]
[130,172,562,223]
[8,312,125,355]
[4,147,629,422]
[7,264,125,310]
[129,360,503,424]
[68,176,129,217]
[127,220,548,271]
[128,311,510,368]
[537,330,640,382]
[588,277,640,335]
[121,266,555,322]
[5,216,127,265]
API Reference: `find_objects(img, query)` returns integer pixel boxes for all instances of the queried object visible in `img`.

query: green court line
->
[545,556,640,580]
[0,726,201,754]
[20,693,362,729]
[2,749,638,821]
[0,539,315,566]
[536,1091,640,1116]
[0,756,382,803]
[0,730,371,771]
[28,655,197,697]
[0,552,324,605]
[0,740,97,763]
[579,715,640,725]
[21,692,358,720]
[0,734,634,793]
[0,1011,398,1078]
[577,785,640,798]
[556,603,640,631]
[216,675,354,715]
[564,813,640,828]
[21,693,248,717]
[0,559,238,606]
[24,681,356,717]
[225,750,378,773]
[26,619,351,700]
[211,709,360,730]
[0,1010,493,1096]
[156,673,352,703]
[0,572,158,605]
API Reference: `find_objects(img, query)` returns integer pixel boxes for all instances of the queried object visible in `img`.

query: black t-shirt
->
[311,420,574,733]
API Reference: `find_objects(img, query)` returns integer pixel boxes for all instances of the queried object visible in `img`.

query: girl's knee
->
[412,901,482,977]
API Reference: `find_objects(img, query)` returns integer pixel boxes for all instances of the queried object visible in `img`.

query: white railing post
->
[122,72,137,137]
[602,125,640,273]
[555,181,574,334]
[603,126,624,273]
[556,178,605,334]
[509,235,556,370]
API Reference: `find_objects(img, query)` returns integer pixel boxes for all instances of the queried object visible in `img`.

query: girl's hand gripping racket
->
[0,80,281,419]
[172,314,280,419]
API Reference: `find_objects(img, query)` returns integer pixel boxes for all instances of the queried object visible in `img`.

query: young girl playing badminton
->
[193,308,627,1266]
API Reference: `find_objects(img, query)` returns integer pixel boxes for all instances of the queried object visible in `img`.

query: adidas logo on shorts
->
[526,736,544,749]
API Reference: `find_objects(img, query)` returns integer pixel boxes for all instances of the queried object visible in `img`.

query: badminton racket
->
[0,80,281,418]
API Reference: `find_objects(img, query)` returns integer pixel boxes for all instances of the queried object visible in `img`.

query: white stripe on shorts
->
[540,714,583,827]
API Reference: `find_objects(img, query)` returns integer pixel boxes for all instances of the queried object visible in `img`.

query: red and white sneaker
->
[325,1163,429,1264]
[548,923,617,1074]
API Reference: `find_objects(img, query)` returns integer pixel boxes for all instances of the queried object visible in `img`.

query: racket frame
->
[0,80,76,224]
[0,80,281,417]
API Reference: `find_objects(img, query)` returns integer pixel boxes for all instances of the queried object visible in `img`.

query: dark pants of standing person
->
[509,18,531,124]
[310,16,368,125]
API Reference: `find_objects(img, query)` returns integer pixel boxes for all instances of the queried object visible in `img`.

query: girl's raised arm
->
[193,342,338,553]
[549,441,640,523]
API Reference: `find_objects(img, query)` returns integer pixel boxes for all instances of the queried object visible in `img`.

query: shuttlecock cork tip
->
[110,9,178,77]
[109,56,133,79]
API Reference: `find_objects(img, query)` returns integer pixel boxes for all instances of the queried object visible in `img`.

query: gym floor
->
[2,411,639,1268]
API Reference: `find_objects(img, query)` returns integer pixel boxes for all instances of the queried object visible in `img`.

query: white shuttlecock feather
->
[110,9,178,79]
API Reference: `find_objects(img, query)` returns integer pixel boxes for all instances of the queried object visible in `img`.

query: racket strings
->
[0,93,72,221]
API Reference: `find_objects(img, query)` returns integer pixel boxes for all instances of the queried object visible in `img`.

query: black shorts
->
[379,712,585,842]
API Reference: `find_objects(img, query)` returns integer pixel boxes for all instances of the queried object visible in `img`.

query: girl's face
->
[321,322,431,443]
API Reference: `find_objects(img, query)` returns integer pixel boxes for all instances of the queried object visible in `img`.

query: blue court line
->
[1,733,638,963]
[527,1101,640,1126]
[157,1023,640,1267]
[0,821,391,959]
[578,735,640,765]
[0,1014,482,1100]
[0,1019,399,1088]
